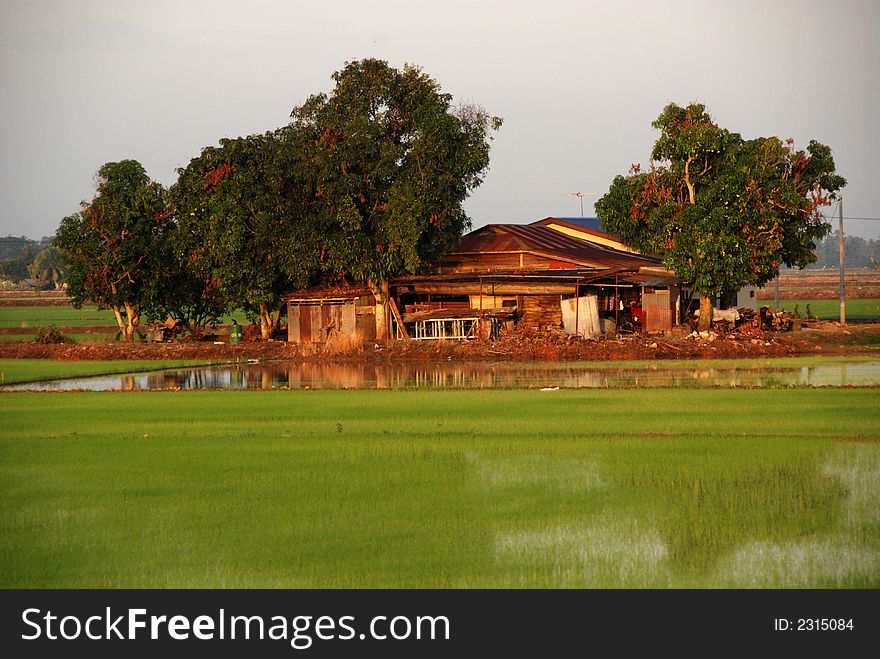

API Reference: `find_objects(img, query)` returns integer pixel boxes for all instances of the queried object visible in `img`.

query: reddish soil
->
[0,299,71,306]
[0,292,68,306]
[2,323,878,363]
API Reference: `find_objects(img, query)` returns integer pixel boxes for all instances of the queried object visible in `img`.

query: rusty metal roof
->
[451,224,659,270]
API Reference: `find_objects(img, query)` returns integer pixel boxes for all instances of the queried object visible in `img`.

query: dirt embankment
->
[2,323,878,363]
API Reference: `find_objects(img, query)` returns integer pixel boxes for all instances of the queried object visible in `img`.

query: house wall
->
[737,286,757,310]
[354,297,377,341]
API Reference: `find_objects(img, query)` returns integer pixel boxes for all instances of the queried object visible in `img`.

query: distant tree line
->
[807,231,880,269]
[0,236,61,289]
[53,59,502,340]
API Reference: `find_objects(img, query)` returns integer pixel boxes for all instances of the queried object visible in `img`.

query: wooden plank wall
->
[354,298,376,342]
[520,295,564,330]
[288,300,361,343]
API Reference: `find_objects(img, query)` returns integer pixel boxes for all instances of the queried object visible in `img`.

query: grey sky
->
[2,0,879,240]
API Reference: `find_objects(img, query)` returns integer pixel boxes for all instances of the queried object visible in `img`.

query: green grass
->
[768,298,880,318]
[0,305,119,328]
[1,389,877,588]
[0,359,221,384]
[0,304,250,329]
[0,332,117,343]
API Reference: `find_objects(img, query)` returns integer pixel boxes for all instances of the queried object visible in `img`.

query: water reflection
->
[8,361,880,391]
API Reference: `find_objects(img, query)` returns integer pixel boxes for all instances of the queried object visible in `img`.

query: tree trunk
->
[684,156,696,205]
[259,302,283,341]
[697,294,713,332]
[259,303,272,341]
[369,280,389,341]
[112,305,125,337]
[123,301,139,341]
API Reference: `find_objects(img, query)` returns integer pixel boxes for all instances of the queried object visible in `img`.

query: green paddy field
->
[1,388,877,588]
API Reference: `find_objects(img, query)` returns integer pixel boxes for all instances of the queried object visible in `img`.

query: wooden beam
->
[388,297,409,340]
[404,281,584,296]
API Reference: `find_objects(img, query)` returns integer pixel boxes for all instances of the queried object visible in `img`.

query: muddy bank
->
[2,323,878,363]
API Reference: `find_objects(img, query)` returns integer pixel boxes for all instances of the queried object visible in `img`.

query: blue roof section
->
[552,217,603,231]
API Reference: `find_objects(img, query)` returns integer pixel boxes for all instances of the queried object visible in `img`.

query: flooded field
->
[8,359,880,391]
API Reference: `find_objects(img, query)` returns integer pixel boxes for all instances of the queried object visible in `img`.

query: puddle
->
[7,361,880,391]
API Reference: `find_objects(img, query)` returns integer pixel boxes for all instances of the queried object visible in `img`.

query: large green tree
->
[291,59,502,338]
[170,129,322,339]
[56,160,168,340]
[596,102,845,330]
[139,221,229,338]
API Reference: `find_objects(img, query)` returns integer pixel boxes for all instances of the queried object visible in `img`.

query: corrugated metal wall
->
[560,295,601,338]
[642,290,672,332]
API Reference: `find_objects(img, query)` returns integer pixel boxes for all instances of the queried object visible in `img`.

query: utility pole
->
[774,275,779,313]
[838,195,846,325]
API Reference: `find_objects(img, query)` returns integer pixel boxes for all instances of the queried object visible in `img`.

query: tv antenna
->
[567,191,597,218]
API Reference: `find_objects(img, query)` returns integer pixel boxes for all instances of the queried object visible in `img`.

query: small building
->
[284,286,376,344]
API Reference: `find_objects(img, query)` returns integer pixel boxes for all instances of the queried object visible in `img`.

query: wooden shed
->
[285,287,376,344]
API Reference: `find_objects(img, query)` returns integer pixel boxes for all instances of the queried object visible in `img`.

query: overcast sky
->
[2,0,879,241]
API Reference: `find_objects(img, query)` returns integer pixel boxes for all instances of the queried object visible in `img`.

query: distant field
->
[772,298,880,318]
[757,269,880,302]
[1,389,877,588]
[0,305,118,328]
[0,304,244,343]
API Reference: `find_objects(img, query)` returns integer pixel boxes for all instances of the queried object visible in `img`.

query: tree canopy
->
[170,129,322,339]
[291,59,502,337]
[53,60,502,342]
[595,102,845,328]
[55,160,168,340]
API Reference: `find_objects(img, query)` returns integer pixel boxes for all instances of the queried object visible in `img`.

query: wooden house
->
[283,221,683,345]
[391,224,676,337]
